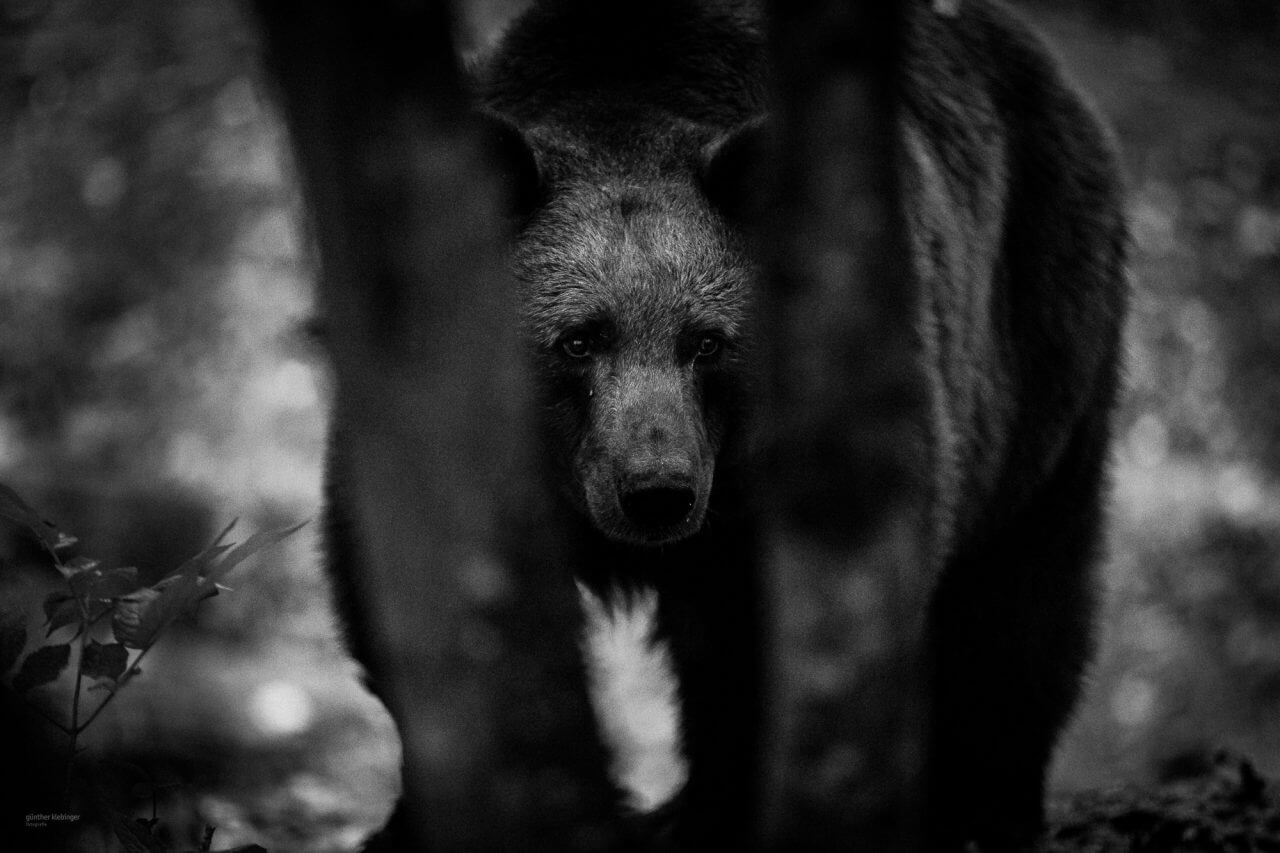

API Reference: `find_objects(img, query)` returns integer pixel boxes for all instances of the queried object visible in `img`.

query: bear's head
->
[477,0,768,546]
[513,143,755,547]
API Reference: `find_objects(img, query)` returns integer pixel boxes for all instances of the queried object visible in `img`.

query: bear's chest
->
[579,583,687,812]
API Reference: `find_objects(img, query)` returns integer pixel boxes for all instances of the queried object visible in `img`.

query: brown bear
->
[471,0,1128,849]
[324,0,1128,848]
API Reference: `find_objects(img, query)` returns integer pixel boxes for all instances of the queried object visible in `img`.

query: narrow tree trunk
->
[757,0,934,847]
[254,3,624,849]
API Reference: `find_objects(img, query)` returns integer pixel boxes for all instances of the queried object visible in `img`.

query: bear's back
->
[480,0,768,163]
[477,0,1114,207]
[480,0,1127,515]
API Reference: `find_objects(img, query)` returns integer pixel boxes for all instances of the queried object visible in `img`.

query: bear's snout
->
[600,414,709,544]
[621,485,697,529]
[575,365,715,546]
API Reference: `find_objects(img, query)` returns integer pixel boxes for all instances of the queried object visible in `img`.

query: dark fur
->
[330,0,1128,848]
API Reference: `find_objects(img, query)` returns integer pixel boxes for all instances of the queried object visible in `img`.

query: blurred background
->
[0,0,1277,849]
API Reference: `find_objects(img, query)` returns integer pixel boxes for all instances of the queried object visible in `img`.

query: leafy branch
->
[0,482,304,808]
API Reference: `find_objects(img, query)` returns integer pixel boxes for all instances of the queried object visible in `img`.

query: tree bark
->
[756,0,934,848]
[254,3,625,849]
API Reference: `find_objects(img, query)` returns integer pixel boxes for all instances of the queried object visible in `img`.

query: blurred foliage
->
[1011,0,1280,791]
[0,1,396,849]
[1,0,270,444]
[0,481,297,852]
[0,0,1278,849]
[0,0,327,640]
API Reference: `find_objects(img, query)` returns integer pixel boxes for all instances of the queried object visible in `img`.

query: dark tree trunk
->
[254,3,625,849]
[756,0,933,848]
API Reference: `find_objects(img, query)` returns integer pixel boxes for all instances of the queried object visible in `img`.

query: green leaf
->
[103,520,303,650]
[43,592,72,621]
[71,566,141,601]
[12,643,71,692]
[0,618,26,676]
[111,588,161,649]
[0,482,62,551]
[111,572,215,650]
[205,520,307,585]
[169,519,238,584]
[168,543,232,593]
[94,566,141,598]
[104,807,166,853]
[43,592,80,636]
[81,640,129,682]
[63,556,100,575]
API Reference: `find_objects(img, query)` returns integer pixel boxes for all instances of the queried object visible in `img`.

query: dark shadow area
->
[0,0,1276,849]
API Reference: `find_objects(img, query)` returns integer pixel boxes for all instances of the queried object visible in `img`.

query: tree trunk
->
[757,0,933,847]
[254,3,625,849]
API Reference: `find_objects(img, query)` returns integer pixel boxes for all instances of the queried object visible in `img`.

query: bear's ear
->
[474,109,543,221]
[699,116,771,223]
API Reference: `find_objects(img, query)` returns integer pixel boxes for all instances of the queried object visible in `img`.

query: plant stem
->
[23,697,71,734]
[43,540,65,572]
[88,603,113,628]
[64,605,89,804]
[77,640,156,733]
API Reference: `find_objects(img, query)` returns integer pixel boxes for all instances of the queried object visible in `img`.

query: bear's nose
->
[621,486,696,529]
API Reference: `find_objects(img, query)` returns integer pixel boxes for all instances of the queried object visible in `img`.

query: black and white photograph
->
[1,0,1279,850]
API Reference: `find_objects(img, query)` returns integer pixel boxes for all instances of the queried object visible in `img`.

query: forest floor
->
[1045,753,1280,851]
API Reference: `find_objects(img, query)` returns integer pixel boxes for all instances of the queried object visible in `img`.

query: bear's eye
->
[695,335,721,359]
[562,336,591,359]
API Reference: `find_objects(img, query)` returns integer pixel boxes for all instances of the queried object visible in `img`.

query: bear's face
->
[517,175,753,547]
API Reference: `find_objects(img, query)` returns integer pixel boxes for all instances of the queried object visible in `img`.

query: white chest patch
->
[577,582,687,813]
